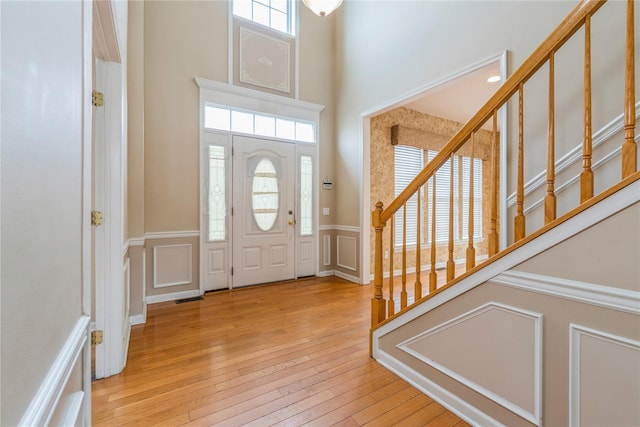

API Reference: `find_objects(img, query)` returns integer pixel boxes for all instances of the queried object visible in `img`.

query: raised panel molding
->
[492,270,640,315]
[153,244,193,288]
[569,324,640,427]
[323,235,331,266]
[337,235,357,272]
[398,302,543,425]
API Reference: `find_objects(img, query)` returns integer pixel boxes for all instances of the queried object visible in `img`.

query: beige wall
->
[334,0,639,257]
[515,202,640,292]
[134,1,338,299]
[142,1,336,233]
[1,1,86,424]
[128,0,144,239]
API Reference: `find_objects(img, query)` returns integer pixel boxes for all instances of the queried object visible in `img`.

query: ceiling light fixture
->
[303,0,343,17]
[487,75,501,83]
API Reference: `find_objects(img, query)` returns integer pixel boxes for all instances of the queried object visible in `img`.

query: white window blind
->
[393,146,482,247]
[426,150,482,243]
[394,145,423,247]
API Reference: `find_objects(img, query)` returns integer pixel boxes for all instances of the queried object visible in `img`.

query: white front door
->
[232,136,296,287]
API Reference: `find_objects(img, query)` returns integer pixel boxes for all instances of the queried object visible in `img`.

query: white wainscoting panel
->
[398,302,543,425]
[337,235,357,271]
[208,248,226,274]
[19,316,89,427]
[299,241,313,264]
[569,324,640,427]
[323,235,331,266]
[153,244,193,288]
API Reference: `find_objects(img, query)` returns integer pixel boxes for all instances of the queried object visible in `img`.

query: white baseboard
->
[129,314,146,325]
[334,269,365,285]
[145,289,202,304]
[316,270,335,277]
[374,348,502,427]
[19,316,90,427]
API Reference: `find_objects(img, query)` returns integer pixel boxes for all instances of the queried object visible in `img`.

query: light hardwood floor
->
[92,276,469,426]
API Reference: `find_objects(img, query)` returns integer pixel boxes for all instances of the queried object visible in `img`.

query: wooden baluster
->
[414,189,422,301]
[447,153,455,281]
[489,110,499,256]
[515,83,526,242]
[581,14,594,203]
[429,176,437,292]
[545,51,557,224]
[466,134,476,271]
[371,202,386,327]
[622,0,637,178]
[387,216,395,317]
[401,204,408,309]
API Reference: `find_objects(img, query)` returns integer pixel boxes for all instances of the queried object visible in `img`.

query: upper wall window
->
[233,0,295,35]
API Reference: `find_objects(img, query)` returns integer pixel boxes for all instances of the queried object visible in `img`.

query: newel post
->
[371,202,387,327]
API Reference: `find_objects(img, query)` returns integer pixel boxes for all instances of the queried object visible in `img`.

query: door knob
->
[288,219,296,225]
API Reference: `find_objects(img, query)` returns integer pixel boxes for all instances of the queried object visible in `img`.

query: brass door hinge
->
[92,90,104,107]
[91,210,104,226]
[91,330,104,345]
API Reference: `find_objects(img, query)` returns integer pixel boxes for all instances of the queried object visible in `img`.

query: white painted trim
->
[569,324,640,427]
[397,302,543,425]
[323,234,331,266]
[334,269,363,284]
[318,224,360,233]
[194,77,324,114]
[492,270,640,315]
[336,235,357,271]
[19,316,90,427]
[54,391,84,427]
[316,269,335,277]
[145,289,202,304]
[145,230,200,240]
[333,225,360,233]
[122,239,129,257]
[373,179,640,339]
[129,236,145,246]
[129,314,145,325]
[374,348,504,427]
[153,244,193,288]
[507,102,640,209]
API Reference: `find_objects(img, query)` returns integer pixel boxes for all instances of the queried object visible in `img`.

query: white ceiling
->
[402,61,501,129]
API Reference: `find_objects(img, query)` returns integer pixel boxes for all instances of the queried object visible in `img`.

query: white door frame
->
[196,78,325,293]
[93,0,128,379]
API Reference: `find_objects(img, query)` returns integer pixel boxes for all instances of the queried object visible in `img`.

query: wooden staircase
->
[370,0,636,329]
[369,1,639,424]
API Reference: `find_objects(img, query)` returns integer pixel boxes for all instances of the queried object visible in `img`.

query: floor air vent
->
[175,296,204,304]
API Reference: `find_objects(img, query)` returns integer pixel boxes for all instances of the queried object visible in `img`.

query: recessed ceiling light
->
[487,75,501,83]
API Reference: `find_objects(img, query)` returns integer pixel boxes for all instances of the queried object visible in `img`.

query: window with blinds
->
[393,146,482,247]
[394,146,423,247]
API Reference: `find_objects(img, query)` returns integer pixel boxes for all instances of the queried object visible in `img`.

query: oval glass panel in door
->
[251,158,279,231]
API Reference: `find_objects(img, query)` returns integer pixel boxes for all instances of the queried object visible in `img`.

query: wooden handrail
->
[371,0,636,332]
[379,0,606,224]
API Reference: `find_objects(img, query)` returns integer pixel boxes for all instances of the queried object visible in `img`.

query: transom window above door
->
[233,0,296,35]
[204,105,316,143]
